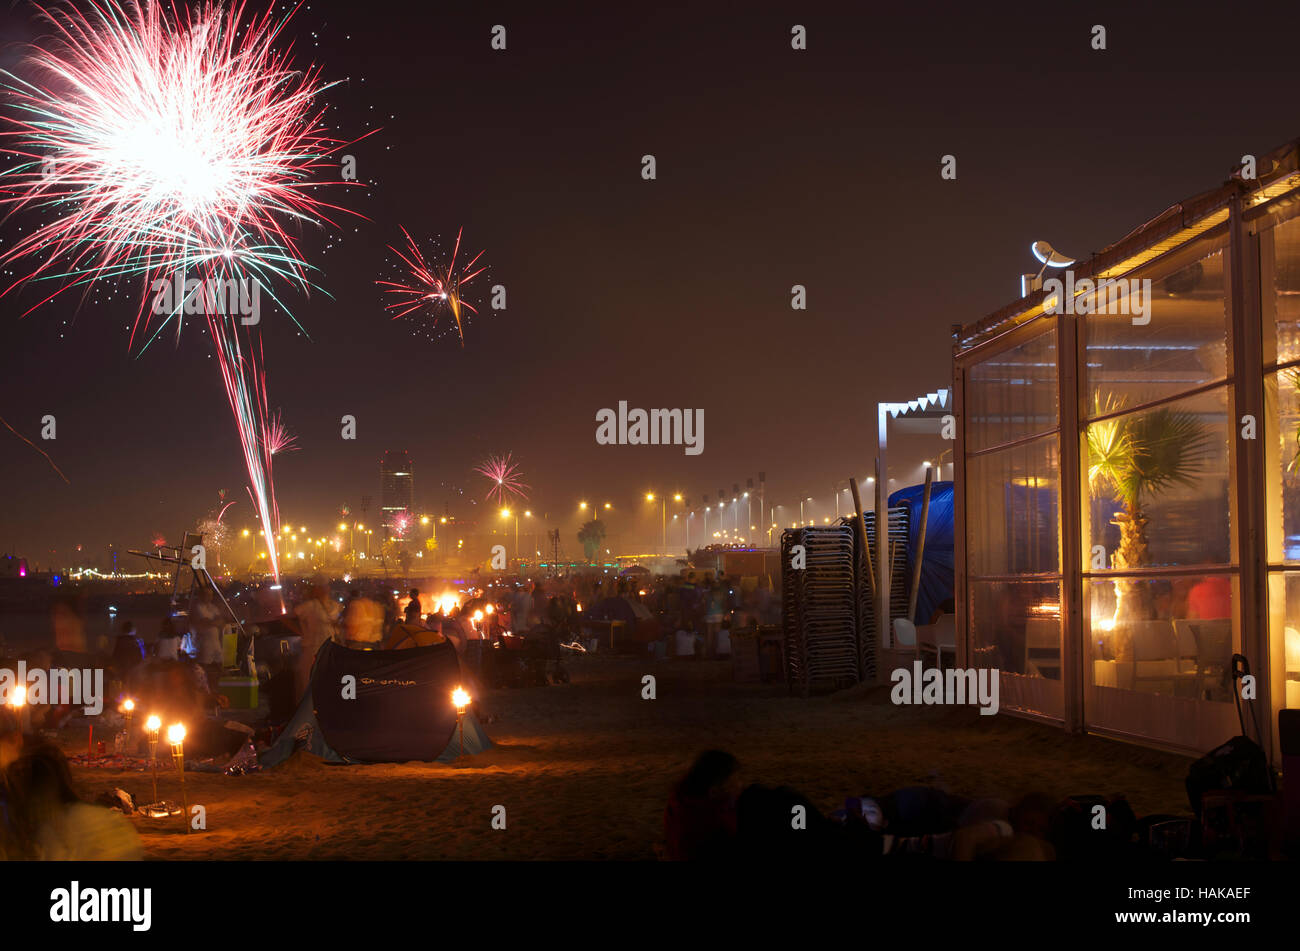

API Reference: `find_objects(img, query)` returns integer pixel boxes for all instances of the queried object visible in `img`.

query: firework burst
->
[264,409,298,456]
[377,226,487,346]
[0,1,366,585]
[474,453,529,506]
[0,0,359,337]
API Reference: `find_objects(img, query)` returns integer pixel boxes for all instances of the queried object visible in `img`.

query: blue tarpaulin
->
[888,481,955,624]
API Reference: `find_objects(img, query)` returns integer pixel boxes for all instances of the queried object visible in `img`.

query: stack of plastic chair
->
[781,525,858,695]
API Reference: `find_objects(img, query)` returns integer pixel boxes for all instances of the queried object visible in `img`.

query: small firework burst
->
[264,410,298,456]
[377,226,487,346]
[474,453,529,506]
[390,511,411,539]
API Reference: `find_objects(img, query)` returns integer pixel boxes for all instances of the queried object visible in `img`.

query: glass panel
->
[969,580,1061,678]
[1267,215,1300,366]
[1085,251,1228,413]
[1266,572,1300,711]
[1086,574,1237,701]
[1268,370,1300,561]
[1084,386,1232,569]
[966,434,1060,577]
[967,328,1058,452]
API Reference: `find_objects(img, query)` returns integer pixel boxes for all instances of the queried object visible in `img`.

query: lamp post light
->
[646,493,666,555]
[501,508,519,563]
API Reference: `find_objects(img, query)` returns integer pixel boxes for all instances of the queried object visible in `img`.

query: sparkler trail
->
[378,226,487,346]
[0,413,69,483]
[212,316,281,583]
[0,1,368,586]
[474,453,529,505]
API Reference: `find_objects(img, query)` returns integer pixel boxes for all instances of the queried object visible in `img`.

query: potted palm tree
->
[1087,393,1210,650]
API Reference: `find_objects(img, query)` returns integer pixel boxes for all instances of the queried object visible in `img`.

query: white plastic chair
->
[919,615,957,671]
[893,617,918,653]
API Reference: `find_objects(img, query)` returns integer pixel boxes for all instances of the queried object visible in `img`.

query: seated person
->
[2,741,142,860]
[664,750,742,860]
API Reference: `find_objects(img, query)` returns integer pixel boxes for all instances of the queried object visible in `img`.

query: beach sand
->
[65,656,1194,860]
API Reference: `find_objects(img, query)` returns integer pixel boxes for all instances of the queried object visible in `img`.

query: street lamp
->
[501,508,518,562]
[646,493,665,555]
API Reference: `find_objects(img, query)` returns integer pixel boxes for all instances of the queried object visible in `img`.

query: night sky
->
[3,0,1300,564]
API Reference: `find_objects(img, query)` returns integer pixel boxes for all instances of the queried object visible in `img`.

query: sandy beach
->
[62,656,1194,861]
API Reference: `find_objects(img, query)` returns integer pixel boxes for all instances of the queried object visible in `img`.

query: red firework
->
[377,226,487,346]
[474,453,529,505]
[264,410,299,456]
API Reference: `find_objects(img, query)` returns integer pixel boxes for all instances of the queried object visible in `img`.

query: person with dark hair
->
[404,589,423,626]
[111,620,147,687]
[153,615,181,661]
[2,742,142,860]
[664,750,742,860]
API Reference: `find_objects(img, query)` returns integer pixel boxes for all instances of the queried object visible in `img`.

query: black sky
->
[3,0,1300,563]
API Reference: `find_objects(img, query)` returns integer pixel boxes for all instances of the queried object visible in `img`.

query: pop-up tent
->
[261,640,491,766]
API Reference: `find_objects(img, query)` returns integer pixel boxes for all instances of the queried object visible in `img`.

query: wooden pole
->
[848,478,876,597]
[908,467,934,624]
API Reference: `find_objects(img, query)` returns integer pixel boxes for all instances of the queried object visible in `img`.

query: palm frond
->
[1124,407,1210,501]
[1087,393,1135,503]
[1086,392,1209,507]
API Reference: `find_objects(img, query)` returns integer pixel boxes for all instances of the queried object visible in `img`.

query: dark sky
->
[3,0,1300,564]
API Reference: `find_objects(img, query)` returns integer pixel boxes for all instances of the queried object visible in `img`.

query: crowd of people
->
[662,749,1181,862]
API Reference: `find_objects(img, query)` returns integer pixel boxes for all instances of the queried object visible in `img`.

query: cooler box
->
[222,628,239,667]
[218,676,258,710]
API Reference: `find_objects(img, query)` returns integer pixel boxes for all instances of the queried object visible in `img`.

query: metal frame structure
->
[952,137,1300,757]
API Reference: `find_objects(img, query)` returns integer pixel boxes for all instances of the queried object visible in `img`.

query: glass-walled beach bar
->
[953,138,1300,757]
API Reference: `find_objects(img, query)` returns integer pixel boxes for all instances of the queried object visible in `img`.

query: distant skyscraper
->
[380,450,414,534]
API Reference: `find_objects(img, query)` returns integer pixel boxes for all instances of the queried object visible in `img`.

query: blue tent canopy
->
[888,481,955,624]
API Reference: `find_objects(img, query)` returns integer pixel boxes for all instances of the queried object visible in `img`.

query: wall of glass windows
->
[954,147,1300,756]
